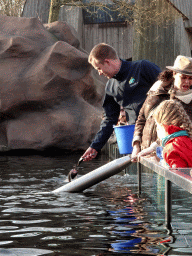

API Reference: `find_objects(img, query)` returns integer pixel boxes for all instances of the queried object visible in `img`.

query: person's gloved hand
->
[137,142,159,157]
[137,147,154,157]
[131,142,141,162]
[137,142,159,158]
[81,147,98,161]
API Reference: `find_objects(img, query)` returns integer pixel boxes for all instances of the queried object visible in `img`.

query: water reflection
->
[0,152,170,255]
[92,184,169,255]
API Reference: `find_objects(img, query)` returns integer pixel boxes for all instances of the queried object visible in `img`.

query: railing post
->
[137,161,141,196]
[115,145,118,159]
[165,179,172,232]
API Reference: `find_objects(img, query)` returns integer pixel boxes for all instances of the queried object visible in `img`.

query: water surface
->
[0,152,170,255]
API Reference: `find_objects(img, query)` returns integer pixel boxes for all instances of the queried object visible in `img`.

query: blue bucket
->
[113,124,135,154]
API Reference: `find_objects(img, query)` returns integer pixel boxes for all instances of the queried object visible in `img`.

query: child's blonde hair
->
[154,100,192,139]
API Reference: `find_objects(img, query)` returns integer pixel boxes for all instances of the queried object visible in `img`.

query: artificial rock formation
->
[0,15,105,152]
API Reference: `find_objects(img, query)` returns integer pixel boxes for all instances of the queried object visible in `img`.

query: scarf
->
[175,90,192,104]
[162,130,189,147]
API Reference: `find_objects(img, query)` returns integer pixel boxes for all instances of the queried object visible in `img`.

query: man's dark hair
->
[88,43,118,64]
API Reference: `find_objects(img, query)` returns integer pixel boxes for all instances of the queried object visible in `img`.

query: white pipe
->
[52,155,131,193]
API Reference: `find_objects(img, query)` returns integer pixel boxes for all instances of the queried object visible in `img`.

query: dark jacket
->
[133,82,192,150]
[90,59,161,151]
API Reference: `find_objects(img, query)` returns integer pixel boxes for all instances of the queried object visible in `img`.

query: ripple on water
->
[0,248,53,255]
[0,154,175,255]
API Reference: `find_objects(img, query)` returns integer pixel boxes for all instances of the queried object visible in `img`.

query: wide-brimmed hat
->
[166,55,192,76]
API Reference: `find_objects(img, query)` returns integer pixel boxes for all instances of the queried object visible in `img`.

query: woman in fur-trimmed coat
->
[131,55,192,160]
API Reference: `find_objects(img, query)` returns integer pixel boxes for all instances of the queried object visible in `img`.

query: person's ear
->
[104,59,111,65]
[172,71,177,79]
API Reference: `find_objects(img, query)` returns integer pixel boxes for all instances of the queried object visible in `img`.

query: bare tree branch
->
[0,0,25,17]
[49,0,181,27]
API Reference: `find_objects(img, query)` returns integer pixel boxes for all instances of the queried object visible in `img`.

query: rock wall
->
[0,15,105,152]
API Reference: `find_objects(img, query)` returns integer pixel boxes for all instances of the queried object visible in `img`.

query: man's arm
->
[90,94,120,150]
[82,94,120,161]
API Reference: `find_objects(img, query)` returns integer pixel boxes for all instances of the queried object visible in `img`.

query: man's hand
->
[82,147,98,161]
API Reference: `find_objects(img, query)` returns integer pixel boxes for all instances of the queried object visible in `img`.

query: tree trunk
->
[48,0,61,23]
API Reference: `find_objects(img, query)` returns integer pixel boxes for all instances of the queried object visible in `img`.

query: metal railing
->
[107,142,192,230]
[138,157,192,231]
